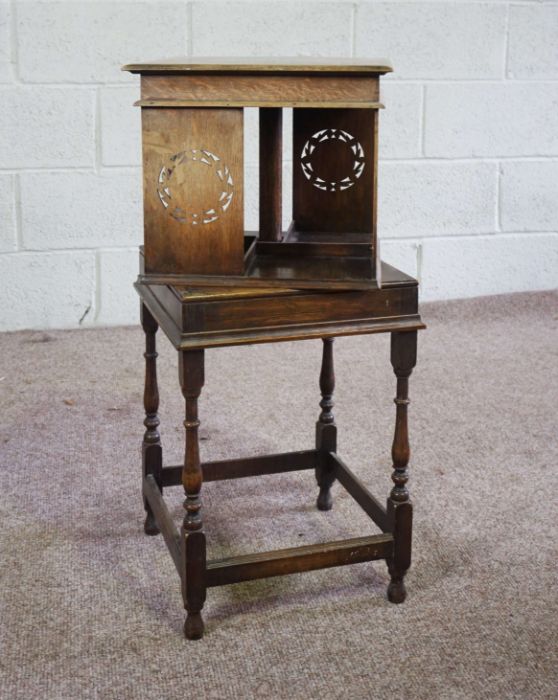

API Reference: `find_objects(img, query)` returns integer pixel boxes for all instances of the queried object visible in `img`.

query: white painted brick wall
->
[0,0,557,331]
[0,2,12,82]
[425,83,558,157]
[355,3,507,80]
[20,170,142,250]
[0,250,95,329]
[379,161,498,237]
[0,87,95,167]
[17,2,189,83]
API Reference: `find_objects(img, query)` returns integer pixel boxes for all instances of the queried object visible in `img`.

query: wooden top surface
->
[122,56,393,75]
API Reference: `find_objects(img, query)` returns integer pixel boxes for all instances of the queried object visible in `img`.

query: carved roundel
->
[157,149,234,225]
[300,129,365,193]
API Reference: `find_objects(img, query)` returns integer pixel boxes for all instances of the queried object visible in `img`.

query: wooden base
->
[137,264,421,639]
[143,450,399,627]
[143,449,410,639]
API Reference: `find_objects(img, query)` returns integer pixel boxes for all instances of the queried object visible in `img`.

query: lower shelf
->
[143,449,393,587]
[206,533,394,587]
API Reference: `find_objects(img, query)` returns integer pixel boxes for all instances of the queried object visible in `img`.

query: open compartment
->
[125,58,390,290]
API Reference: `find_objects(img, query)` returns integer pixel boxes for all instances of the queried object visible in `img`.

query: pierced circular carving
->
[157,150,234,225]
[300,129,365,193]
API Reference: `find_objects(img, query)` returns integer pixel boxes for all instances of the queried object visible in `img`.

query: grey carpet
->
[0,290,557,700]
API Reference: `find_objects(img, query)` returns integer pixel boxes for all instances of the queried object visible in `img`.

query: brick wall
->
[1,1,557,330]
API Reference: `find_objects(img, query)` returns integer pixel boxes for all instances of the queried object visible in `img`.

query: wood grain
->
[293,108,376,237]
[206,534,394,587]
[142,108,244,276]
[140,74,379,105]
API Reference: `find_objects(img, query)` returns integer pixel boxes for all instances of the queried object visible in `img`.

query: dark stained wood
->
[315,338,336,510]
[142,108,244,276]
[386,330,417,604]
[372,110,381,287]
[137,274,423,350]
[328,453,389,532]
[259,108,282,241]
[124,59,392,290]
[293,108,376,238]
[127,58,426,640]
[182,530,206,640]
[256,238,370,258]
[174,274,418,333]
[143,475,182,573]
[206,534,394,587]
[179,349,205,532]
[133,264,423,637]
[161,450,318,487]
[138,255,377,290]
[141,303,163,536]
[179,349,207,638]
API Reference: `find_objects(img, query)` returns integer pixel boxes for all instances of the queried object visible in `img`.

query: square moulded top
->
[122,56,393,76]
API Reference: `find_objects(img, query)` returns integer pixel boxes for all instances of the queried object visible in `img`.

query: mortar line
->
[1,156,558,176]
[1,233,554,260]
[0,245,139,255]
[7,78,558,88]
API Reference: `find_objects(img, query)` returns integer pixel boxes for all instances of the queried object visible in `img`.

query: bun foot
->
[143,511,160,536]
[317,488,333,511]
[387,578,407,604]
[184,612,204,640]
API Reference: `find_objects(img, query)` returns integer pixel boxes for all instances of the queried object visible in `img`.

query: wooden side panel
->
[293,108,377,238]
[142,108,244,275]
[141,74,379,104]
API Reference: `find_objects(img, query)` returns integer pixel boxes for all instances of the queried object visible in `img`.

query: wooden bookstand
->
[126,58,425,639]
[123,57,392,290]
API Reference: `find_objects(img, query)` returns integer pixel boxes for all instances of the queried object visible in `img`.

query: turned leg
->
[179,349,207,640]
[315,337,337,511]
[141,303,162,536]
[386,331,417,604]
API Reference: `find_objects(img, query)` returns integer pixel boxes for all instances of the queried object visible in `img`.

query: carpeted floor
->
[0,290,557,699]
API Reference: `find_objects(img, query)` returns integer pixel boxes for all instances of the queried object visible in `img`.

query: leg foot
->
[184,612,204,640]
[317,487,333,511]
[143,510,160,536]
[387,576,407,604]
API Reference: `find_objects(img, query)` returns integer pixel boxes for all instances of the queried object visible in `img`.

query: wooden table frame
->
[137,263,424,640]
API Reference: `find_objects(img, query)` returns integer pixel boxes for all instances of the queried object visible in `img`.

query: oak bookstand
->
[125,58,425,639]
[123,57,393,290]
